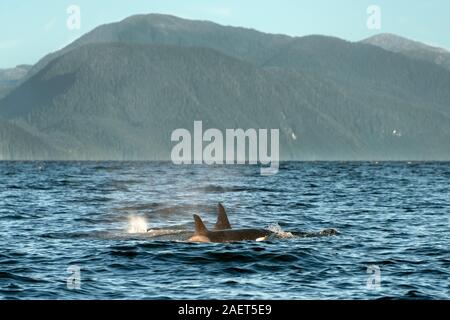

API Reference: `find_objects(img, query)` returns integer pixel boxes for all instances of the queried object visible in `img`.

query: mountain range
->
[1,14,449,160]
[362,33,450,71]
[0,65,32,99]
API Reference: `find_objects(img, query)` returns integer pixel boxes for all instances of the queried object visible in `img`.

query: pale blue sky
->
[1,0,449,68]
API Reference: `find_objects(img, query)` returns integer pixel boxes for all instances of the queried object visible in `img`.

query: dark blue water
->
[0,162,449,299]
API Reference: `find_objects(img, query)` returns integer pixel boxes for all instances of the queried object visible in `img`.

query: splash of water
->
[267,223,294,238]
[127,215,148,233]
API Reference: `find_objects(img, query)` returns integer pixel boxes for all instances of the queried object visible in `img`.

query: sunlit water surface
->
[0,162,449,299]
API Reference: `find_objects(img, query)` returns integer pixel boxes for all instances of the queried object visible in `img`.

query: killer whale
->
[189,203,339,243]
[189,203,273,243]
[214,203,232,230]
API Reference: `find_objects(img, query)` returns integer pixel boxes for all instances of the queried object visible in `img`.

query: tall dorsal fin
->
[193,214,208,235]
[214,203,232,230]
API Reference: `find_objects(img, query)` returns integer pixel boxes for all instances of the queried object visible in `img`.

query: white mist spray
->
[127,215,148,233]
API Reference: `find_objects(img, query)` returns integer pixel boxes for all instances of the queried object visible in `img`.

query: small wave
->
[117,203,211,217]
[70,196,113,203]
[146,229,188,237]
[267,223,295,239]
[223,266,257,275]
[290,202,318,209]
[0,271,46,283]
[193,185,277,193]
[151,204,211,216]
[118,203,161,211]
[6,185,22,190]
[110,250,140,258]
[404,290,433,299]
[292,228,340,238]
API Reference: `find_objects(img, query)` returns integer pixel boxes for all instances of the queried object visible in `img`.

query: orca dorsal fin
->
[214,203,232,230]
[193,214,208,235]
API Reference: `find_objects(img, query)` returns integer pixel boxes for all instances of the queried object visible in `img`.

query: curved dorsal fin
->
[214,203,232,230]
[193,214,208,235]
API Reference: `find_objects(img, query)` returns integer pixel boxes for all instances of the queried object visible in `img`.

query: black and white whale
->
[189,203,338,243]
[189,203,272,242]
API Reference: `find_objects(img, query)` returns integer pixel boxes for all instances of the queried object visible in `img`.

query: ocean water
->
[0,161,449,300]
